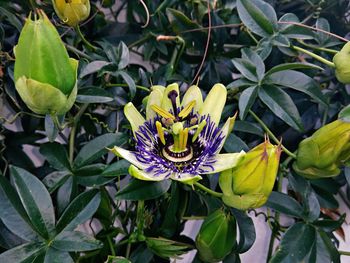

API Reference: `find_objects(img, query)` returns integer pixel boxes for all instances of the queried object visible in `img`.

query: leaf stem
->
[297,40,338,54]
[339,250,350,256]
[193,182,223,198]
[69,104,89,165]
[107,235,116,256]
[248,110,297,159]
[106,83,150,92]
[292,45,335,68]
[74,25,97,51]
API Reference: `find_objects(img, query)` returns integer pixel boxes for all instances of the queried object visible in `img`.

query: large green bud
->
[52,0,90,27]
[219,139,281,210]
[195,209,236,262]
[293,119,350,179]
[14,10,78,115]
[333,42,350,84]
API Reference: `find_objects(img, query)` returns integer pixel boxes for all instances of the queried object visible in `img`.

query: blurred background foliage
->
[1,0,350,262]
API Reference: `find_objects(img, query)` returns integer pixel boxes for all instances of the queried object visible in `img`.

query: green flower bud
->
[14,10,78,115]
[293,119,350,179]
[195,209,236,262]
[219,140,281,210]
[333,42,350,84]
[52,0,90,27]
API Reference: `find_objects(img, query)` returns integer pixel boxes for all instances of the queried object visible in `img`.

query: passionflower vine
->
[110,83,245,183]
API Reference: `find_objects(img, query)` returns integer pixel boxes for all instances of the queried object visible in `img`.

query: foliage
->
[1,0,350,262]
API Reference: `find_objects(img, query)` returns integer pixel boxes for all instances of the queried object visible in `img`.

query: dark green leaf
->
[312,214,346,232]
[263,70,327,106]
[115,71,136,98]
[278,13,314,39]
[102,159,130,177]
[10,166,55,239]
[270,223,316,263]
[116,179,171,201]
[234,121,264,136]
[160,183,180,237]
[117,42,130,69]
[0,242,46,263]
[223,133,249,152]
[42,171,71,194]
[105,256,131,263]
[258,86,303,131]
[232,58,258,82]
[265,63,323,75]
[241,48,265,80]
[230,209,256,253]
[52,231,103,252]
[315,18,330,45]
[56,190,101,233]
[57,176,77,215]
[318,230,340,263]
[40,143,71,171]
[238,86,258,119]
[44,248,73,263]
[0,175,39,241]
[76,87,114,103]
[339,105,350,123]
[80,61,111,78]
[266,191,304,218]
[74,133,127,168]
[237,0,277,37]
[166,8,201,33]
[44,115,58,143]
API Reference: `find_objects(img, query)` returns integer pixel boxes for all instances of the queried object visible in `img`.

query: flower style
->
[110,83,245,183]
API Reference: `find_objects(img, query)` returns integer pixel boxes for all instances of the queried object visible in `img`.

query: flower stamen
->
[179,100,196,119]
[156,121,166,145]
[151,104,175,120]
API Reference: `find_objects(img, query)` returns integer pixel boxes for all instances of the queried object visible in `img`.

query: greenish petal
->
[219,169,234,197]
[170,173,202,184]
[16,76,69,115]
[129,165,166,181]
[181,85,203,112]
[146,89,163,120]
[217,115,237,152]
[109,146,148,170]
[200,83,227,125]
[124,102,146,136]
[203,152,245,174]
[161,83,180,112]
[151,85,165,94]
[222,193,265,210]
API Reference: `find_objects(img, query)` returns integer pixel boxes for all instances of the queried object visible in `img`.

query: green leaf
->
[318,230,340,263]
[56,190,101,233]
[117,42,130,69]
[10,166,55,239]
[230,208,256,253]
[146,237,191,259]
[115,179,171,201]
[234,121,264,137]
[238,86,258,119]
[241,48,265,80]
[339,104,350,123]
[232,58,259,82]
[44,115,58,143]
[160,183,180,237]
[52,231,103,252]
[270,223,316,263]
[265,63,323,75]
[115,70,136,98]
[105,256,132,263]
[42,171,71,194]
[315,18,330,46]
[258,85,303,131]
[237,0,277,37]
[266,191,304,218]
[76,87,114,103]
[74,133,127,168]
[166,8,201,33]
[44,248,73,263]
[0,175,39,241]
[288,174,320,222]
[312,214,346,232]
[278,13,314,39]
[40,143,71,171]
[79,61,112,78]
[102,159,130,177]
[263,70,327,106]
[0,242,46,263]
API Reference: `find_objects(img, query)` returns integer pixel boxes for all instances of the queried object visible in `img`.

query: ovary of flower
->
[110,83,245,183]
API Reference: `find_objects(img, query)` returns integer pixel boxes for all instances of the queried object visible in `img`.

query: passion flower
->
[110,83,245,183]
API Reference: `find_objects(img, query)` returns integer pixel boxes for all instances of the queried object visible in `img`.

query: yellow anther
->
[156,121,166,145]
[151,104,176,120]
[179,100,196,118]
[192,120,207,142]
[183,128,189,148]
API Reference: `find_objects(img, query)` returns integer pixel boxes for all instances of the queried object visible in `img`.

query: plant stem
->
[297,40,338,54]
[248,110,297,159]
[69,104,89,165]
[105,83,150,92]
[136,200,145,239]
[193,182,223,198]
[125,242,131,258]
[292,45,335,68]
[339,250,350,256]
[107,235,116,256]
[75,25,97,51]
